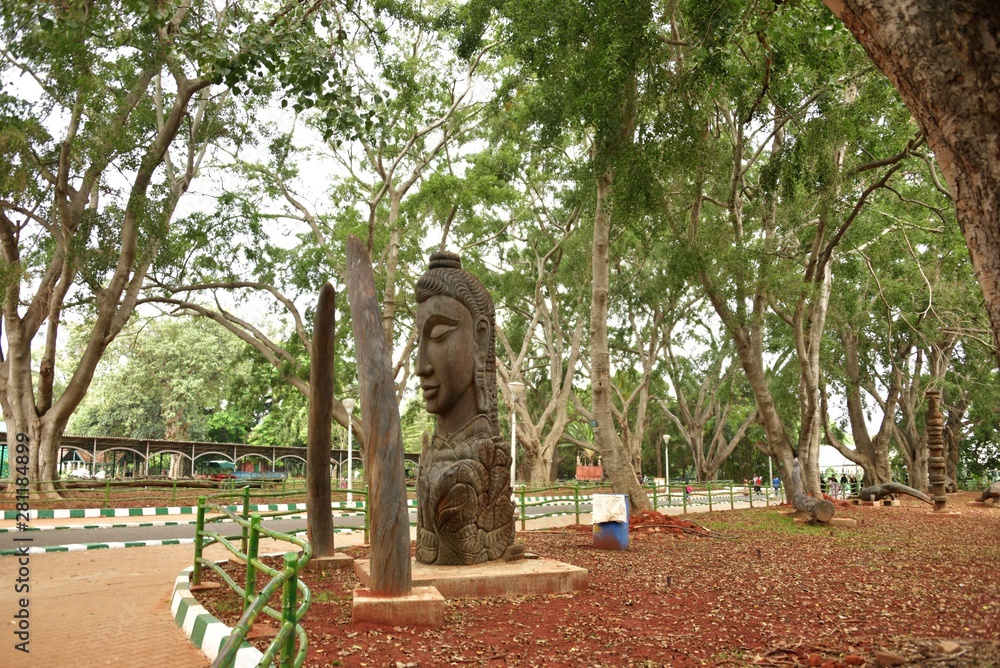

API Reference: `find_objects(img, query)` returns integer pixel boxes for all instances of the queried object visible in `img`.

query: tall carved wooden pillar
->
[925,390,948,512]
[345,235,411,596]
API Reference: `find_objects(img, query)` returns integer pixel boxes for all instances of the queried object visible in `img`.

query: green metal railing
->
[651,481,787,511]
[2,476,308,510]
[193,490,313,668]
[506,480,788,528]
[505,479,788,518]
[515,480,785,513]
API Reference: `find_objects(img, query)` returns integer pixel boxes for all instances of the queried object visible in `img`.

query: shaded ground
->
[194,492,1000,667]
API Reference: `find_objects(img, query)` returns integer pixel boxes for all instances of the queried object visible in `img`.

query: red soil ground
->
[194,492,1000,667]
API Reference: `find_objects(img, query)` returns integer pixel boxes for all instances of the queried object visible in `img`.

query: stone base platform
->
[926,508,962,517]
[968,500,998,508]
[305,553,354,573]
[351,586,445,627]
[354,557,588,599]
[853,499,900,506]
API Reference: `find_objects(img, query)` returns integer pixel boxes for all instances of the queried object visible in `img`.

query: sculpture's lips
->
[421,385,439,399]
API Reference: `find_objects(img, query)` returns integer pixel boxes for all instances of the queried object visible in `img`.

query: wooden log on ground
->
[979,481,1000,502]
[857,482,932,505]
[791,459,835,523]
[306,282,337,559]
[346,235,411,597]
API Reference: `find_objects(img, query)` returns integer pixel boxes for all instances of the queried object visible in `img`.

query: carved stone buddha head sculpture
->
[414,250,497,434]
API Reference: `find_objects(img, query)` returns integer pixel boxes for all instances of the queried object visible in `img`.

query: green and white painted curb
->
[2,501,326,521]
[172,565,265,668]
[3,494,594,521]
[0,519,201,533]
[1,537,196,556]
[0,524,361,555]
[0,512,364,533]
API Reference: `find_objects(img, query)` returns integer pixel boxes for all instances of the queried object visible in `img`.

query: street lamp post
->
[509,382,525,498]
[662,434,670,498]
[343,398,356,503]
[768,455,774,500]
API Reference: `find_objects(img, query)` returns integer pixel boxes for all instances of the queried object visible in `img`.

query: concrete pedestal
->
[355,557,588,599]
[304,553,354,573]
[351,586,445,627]
[854,499,900,507]
[926,509,962,517]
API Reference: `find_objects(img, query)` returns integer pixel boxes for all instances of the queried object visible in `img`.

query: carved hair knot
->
[428,250,462,270]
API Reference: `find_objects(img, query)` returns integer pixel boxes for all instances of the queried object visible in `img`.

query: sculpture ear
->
[474,318,490,360]
[473,317,491,414]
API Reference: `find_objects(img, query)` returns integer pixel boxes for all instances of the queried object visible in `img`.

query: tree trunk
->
[823,329,898,486]
[902,441,929,491]
[590,168,650,511]
[893,341,954,491]
[496,236,586,485]
[943,389,967,490]
[721,318,797,485]
[529,451,554,485]
[791,459,836,522]
[697,113,798,490]
[824,0,1000,366]
[794,263,833,495]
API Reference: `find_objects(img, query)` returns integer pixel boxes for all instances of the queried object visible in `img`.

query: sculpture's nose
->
[416,339,432,377]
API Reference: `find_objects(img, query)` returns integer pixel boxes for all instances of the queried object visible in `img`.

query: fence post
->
[574,484,580,525]
[244,513,261,614]
[729,484,735,510]
[519,486,526,531]
[241,486,251,555]
[708,482,713,511]
[171,479,178,505]
[104,479,112,509]
[652,482,658,511]
[765,483,770,507]
[280,552,298,668]
[682,486,687,513]
[193,496,207,586]
[363,494,370,545]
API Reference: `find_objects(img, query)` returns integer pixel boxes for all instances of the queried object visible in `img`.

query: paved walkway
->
[0,500,776,667]
[1,542,209,667]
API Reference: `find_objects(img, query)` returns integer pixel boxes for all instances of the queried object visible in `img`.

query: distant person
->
[753,476,762,494]
[772,476,780,495]
[743,478,750,495]
[828,476,839,497]
[849,476,858,495]
[840,474,849,499]
[685,484,693,502]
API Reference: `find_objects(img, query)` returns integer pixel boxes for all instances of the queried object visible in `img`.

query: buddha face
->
[416,294,485,432]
